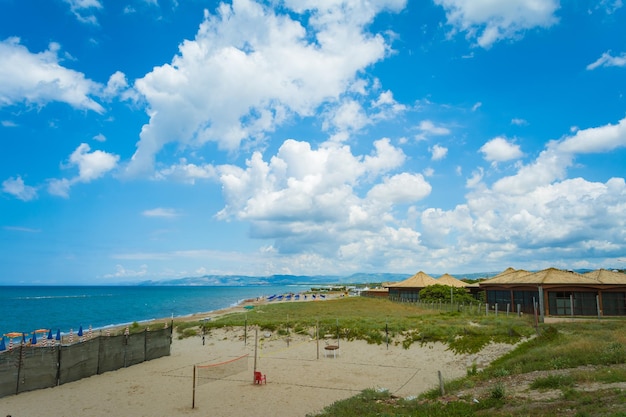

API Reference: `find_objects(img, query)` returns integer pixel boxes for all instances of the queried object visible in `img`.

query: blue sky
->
[1,0,626,285]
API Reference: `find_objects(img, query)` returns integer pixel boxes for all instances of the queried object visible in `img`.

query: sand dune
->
[0,322,512,417]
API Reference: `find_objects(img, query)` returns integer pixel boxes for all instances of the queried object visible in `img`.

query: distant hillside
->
[138,274,344,286]
[137,272,414,286]
[136,269,604,286]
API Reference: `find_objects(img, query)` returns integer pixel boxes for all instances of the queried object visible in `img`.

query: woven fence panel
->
[16,346,59,394]
[98,334,126,374]
[58,339,99,385]
[124,333,146,367]
[145,328,171,361]
[0,349,20,399]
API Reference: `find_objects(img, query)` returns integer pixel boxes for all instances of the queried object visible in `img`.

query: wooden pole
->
[438,370,445,395]
[192,365,196,409]
[385,321,389,350]
[253,327,258,383]
[316,320,319,360]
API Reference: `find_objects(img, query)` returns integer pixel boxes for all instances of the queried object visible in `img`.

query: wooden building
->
[479,267,626,317]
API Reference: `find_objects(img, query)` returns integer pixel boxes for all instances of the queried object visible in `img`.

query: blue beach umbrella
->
[31,332,37,345]
[55,329,61,341]
[78,326,83,337]
[47,329,53,340]
[0,337,6,351]
[21,333,26,345]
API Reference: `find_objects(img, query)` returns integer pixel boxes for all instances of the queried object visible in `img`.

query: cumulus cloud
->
[2,176,37,201]
[480,136,523,163]
[412,115,626,272]
[48,143,120,197]
[556,117,626,154]
[586,51,626,70]
[126,0,405,176]
[0,38,104,112]
[214,137,425,259]
[434,0,560,48]
[430,144,448,161]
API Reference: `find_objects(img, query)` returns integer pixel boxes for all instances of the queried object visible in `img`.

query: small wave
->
[15,293,115,301]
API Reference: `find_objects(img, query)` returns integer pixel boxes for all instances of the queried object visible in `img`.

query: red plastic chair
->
[254,371,267,384]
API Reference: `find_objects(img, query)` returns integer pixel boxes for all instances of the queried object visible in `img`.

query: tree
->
[419,284,477,304]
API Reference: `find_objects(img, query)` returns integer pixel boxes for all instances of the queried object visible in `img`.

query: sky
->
[1,0,626,285]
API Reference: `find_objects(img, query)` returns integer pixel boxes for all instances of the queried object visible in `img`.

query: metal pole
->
[253,328,258,376]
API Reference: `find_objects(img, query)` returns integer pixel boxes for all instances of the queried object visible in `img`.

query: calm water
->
[0,285,310,336]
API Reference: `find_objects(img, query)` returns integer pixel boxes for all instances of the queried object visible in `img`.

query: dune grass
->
[176,296,533,352]
[174,296,626,416]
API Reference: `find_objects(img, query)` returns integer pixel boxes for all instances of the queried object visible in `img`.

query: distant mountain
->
[136,269,602,286]
[137,274,345,286]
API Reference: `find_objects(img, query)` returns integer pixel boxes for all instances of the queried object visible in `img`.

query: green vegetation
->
[173,296,533,353]
[419,284,479,305]
[171,296,626,416]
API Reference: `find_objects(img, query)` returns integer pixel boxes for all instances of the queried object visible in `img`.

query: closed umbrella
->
[0,337,5,351]
[47,329,53,347]
[55,329,61,341]
[31,332,37,345]
[78,325,84,342]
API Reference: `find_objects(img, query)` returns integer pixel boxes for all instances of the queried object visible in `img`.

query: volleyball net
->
[192,354,249,409]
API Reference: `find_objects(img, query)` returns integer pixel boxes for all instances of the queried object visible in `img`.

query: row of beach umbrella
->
[0,325,96,351]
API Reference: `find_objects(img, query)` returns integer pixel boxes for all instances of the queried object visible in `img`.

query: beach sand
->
[0,300,514,417]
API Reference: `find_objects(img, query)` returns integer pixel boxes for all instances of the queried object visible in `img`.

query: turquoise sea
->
[0,285,311,337]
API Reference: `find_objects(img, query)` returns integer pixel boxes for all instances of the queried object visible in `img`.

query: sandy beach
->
[0,299,514,417]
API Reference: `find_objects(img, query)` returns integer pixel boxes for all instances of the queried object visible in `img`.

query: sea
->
[0,285,311,337]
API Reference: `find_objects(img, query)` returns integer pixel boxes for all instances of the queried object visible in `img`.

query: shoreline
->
[102,290,344,336]
[0,294,518,417]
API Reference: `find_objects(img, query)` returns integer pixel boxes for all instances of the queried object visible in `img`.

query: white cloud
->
[104,264,149,279]
[586,51,626,70]
[48,143,120,197]
[126,0,404,176]
[406,115,626,272]
[430,144,448,161]
[142,208,180,218]
[2,176,37,201]
[47,178,72,198]
[511,118,527,126]
[103,71,129,99]
[63,0,103,24]
[93,133,106,142]
[434,0,560,48]
[556,117,626,154]
[0,38,104,112]
[324,99,369,133]
[479,136,523,162]
[416,120,450,140]
[69,143,119,182]
[156,159,217,183]
[367,172,432,204]
[596,0,623,14]
[214,137,421,259]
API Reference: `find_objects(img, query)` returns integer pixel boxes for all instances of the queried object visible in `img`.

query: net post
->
[192,365,196,409]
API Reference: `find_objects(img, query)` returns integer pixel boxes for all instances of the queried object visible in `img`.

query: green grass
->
[176,297,534,353]
[172,297,626,416]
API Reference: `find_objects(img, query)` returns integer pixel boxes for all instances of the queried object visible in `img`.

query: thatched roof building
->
[479,267,626,317]
[436,273,469,288]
